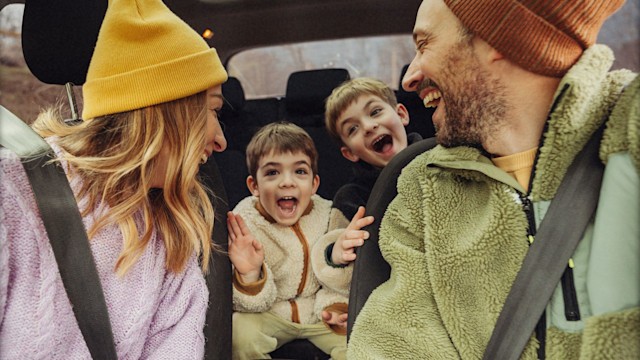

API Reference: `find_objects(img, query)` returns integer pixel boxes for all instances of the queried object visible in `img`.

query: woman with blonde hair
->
[0,0,228,358]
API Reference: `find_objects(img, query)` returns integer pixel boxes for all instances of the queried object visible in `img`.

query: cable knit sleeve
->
[0,149,31,332]
[141,254,208,359]
[0,173,10,328]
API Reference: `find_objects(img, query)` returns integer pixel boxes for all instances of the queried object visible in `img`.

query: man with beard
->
[347,0,639,359]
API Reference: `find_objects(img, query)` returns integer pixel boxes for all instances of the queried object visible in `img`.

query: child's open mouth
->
[277,196,298,216]
[372,134,393,153]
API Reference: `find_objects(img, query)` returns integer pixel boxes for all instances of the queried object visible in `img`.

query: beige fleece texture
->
[231,195,347,325]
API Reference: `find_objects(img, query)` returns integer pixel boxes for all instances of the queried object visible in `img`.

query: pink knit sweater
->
[0,145,208,359]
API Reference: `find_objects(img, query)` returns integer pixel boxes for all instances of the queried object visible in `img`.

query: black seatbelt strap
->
[0,107,117,360]
[483,124,606,360]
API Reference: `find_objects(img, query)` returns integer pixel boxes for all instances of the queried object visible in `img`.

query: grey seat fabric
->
[284,68,350,122]
[217,77,252,209]
[212,150,250,210]
[347,137,437,339]
[220,77,260,152]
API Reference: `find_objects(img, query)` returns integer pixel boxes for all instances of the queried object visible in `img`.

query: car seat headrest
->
[21,0,107,85]
[285,68,350,117]
[221,77,246,114]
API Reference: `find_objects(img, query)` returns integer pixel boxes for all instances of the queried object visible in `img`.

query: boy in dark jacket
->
[311,77,421,299]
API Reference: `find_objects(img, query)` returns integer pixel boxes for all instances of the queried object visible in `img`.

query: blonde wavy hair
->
[32,91,214,275]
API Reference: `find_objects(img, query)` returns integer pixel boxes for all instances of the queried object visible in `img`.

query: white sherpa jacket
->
[231,195,348,329]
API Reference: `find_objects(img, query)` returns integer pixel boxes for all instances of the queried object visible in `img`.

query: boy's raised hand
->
[331,206,374,266]
[227,212,264,283]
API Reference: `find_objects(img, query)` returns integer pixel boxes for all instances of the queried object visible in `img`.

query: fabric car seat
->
[347,137,437,339]
[219,76,260,152]
[215,77,252,209]
[284,68,355,200]
[285,68,350,127]
[397,64,436,139]
[20,1,232,358]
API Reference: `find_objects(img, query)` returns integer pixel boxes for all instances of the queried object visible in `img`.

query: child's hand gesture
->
[331,206,374,266]
[322,310,348,329]
[228,212,264,283]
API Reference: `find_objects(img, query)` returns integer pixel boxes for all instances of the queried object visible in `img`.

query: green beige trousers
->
[232,311,347,360]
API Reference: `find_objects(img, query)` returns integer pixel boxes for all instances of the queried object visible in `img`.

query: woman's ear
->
[246,175,259,197]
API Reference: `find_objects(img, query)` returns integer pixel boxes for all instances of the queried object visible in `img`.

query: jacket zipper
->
[519,192,546,360]
[289,223,310,323]
[561,263,581,321]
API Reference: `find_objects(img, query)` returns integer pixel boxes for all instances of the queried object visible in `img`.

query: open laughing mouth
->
[422,89,442,108]
[277,196,298,215]
[372,134,393,153]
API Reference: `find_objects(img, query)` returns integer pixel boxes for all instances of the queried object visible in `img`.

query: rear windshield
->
[227,35,415,99]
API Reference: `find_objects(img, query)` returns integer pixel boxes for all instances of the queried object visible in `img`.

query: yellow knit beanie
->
[443,0,625,77]
[82,0,228,119]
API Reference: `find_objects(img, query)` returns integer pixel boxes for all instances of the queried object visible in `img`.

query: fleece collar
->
[532,45,635,200]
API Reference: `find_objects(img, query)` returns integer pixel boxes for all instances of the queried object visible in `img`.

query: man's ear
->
[340,146,360,163]
[396,103,410,126]
[311,174,320,195]
[472,36,504,65]
[246,175,259,197]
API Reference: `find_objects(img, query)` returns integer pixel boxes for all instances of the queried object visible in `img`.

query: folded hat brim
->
[21,0,107,85]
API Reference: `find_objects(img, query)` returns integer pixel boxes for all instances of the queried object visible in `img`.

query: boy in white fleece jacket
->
[227,122,369,360]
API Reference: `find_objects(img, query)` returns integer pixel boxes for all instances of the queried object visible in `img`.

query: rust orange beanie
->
[443,0,625,77]
[82,0,227,120]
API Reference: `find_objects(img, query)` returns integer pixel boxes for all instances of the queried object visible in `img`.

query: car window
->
[227,35,415,99]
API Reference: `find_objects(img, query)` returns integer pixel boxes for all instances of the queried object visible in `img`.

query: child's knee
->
[232,312,261,345]
[331,344,347,360]
[232,312,277,358]
[232,312,277,349]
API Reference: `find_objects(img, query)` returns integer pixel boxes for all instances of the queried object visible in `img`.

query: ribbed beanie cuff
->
[444,0,625,77]
[83,49,226,119]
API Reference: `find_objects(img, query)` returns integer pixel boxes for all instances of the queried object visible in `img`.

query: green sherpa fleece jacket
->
[348,45,639,359]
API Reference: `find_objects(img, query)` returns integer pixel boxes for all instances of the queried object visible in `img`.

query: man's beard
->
[435,40,508,149]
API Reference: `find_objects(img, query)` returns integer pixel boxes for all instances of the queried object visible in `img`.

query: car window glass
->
[227,35,415,99]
